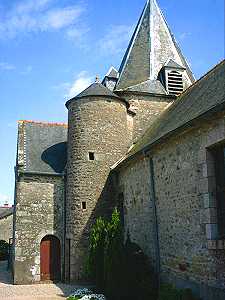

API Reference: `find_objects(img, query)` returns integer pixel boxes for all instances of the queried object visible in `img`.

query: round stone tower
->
[65,82,129,281]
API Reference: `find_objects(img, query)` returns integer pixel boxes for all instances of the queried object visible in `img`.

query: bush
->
[0,240,9,261]
[86,209,157,300]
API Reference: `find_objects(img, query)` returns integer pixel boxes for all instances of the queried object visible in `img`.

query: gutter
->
[18,170,64,177]
[63,171,67,282]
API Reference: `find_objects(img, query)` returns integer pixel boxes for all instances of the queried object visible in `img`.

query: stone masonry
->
[118,111,225,300]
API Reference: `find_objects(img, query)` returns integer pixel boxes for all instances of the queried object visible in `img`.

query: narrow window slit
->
[82,202,87,210]
[89,152,95,161]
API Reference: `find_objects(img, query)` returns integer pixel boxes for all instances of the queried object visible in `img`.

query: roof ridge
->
[19,120,68,127]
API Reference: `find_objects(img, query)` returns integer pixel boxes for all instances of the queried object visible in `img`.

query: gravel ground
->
[0,261,89,300]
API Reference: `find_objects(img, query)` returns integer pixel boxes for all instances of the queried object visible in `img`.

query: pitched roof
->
[122,79,167,94]
[18,121,67,175]
[122,60,225,161]
[66,82,122,108]
[0,207,13,220]
[116,0,195,91]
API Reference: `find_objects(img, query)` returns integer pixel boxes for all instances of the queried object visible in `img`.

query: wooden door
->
[40,235,61,281]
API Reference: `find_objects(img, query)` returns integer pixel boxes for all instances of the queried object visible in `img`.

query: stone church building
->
[12,0,225,299]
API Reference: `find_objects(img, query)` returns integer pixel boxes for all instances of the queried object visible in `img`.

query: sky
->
[0,0,224,205]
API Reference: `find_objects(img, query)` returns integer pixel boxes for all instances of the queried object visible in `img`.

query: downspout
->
[149,155,161,287]
[63,171,67,283]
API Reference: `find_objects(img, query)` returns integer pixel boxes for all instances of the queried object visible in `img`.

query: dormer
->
[102,66,119,91]
[160,59,186,96]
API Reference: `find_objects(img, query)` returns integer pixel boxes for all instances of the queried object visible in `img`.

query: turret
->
[65,81,129,281]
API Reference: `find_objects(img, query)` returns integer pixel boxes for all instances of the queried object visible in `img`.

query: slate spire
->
[116,0,195,92]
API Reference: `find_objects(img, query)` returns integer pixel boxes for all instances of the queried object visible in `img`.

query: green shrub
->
[86,209,157,300]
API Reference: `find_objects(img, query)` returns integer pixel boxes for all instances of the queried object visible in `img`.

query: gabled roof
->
[18,121,67,175]
[164,59,186,70]
[117,60,225,164]
[116,0,195,91]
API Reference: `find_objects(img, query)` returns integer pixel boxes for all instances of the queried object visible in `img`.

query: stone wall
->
[13,174,65,284]
[118,156,157,267]
[118,93,173,142]
[118,112,225,300]
[0,214,13,242]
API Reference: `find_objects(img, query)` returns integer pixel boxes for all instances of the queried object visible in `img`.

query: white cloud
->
[67,26,90,40]
[42,6,84,30]
[0,1,86,39]
[0,193,11,206]
[98,25,134,56]
[52,71,94,99]
[67,71,93,98]
[0,62,15,71]
[15,0,52,14]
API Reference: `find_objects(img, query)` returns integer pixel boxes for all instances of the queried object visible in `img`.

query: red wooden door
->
[40,235,61,281]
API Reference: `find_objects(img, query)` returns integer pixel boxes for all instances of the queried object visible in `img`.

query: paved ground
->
[0,261,87,299]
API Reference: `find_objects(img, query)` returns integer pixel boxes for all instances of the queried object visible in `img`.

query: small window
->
[89,152,95,161]
[167,71,183,95]
[82,202,87,210]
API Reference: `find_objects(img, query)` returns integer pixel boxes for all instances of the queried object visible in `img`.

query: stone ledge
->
[207,239,225,250]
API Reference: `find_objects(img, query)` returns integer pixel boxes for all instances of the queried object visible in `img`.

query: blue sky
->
[0,0,224,205]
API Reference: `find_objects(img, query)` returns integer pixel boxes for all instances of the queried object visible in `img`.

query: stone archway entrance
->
[40,235,61,282]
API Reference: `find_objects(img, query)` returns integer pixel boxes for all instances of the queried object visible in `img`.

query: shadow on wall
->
[41,142,67,173]
[74,171,120,280]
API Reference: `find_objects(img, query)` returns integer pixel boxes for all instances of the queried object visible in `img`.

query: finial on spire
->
[95,75,100,83]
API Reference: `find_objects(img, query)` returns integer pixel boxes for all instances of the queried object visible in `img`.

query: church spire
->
[116,0,195,93]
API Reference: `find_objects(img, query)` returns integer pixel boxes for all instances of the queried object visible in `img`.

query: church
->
[12,0,225,299]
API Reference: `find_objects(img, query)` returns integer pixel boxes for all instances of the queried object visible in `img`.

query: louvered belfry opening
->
[167,70,184,95]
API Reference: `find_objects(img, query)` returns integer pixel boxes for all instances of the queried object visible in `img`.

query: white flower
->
[81,295,106,300]
[70,287,93,297]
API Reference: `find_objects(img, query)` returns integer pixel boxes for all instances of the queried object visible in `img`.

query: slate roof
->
[116,0,195,91]
[66,83,122,108]
[120,60,225,161]
[0,207,13,220]
[122,79,167,94]
[19,121,67,174]
[164,59,186,70]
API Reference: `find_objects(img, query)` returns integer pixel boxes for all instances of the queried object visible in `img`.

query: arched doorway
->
[40,235,61,281]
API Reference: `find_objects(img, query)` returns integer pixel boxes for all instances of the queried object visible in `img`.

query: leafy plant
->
[86,208,157,300]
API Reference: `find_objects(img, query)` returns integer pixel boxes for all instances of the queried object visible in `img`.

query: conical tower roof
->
[116,0,195,92]
[66,82,122,108]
